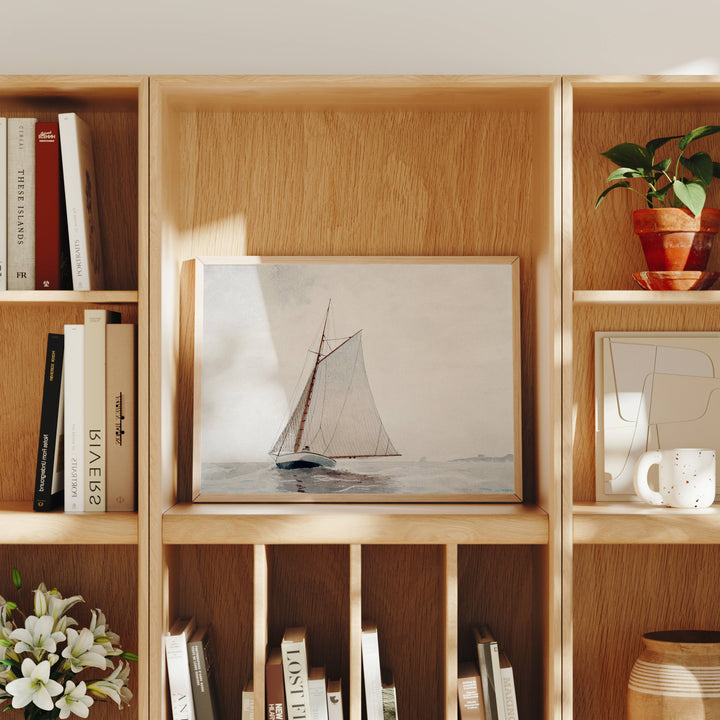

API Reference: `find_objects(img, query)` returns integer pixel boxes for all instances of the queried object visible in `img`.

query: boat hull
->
[275,452,336,470]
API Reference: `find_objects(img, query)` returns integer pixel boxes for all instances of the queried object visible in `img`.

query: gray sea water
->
[200,457,515,497]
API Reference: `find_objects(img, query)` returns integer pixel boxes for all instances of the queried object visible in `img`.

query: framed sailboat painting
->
[185,256,522,502]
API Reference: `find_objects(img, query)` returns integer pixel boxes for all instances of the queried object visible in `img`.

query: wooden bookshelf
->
[149,75,562,720]
[0,75,148,720]
[564,75,720,719]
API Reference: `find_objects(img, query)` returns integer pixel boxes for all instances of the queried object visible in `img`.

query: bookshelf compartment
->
[0,78,143,291]
[0,302,138,504]
[361,545,446,720]
[571,302,719,504]
[569,80,720,292]
[167,544,254,719]
[458,545,544,720]
[0,544,140,720]
[573,544,720,719]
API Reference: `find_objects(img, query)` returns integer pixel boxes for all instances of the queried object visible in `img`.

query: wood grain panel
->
[362,545,445,720]
[266,545,350,689]
[0,303,138,502]
[0,545,139,720]
[170,545,254,720]
[571,303,719,503]
[573,109,720,291]
[574,544,720,720]
[458,545,544,720]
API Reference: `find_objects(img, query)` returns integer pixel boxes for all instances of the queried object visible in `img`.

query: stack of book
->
[1,112,104,291]
[265,626,345,720]
[165,617,221,720]
[33,309,136,512]
[457,625,519,720]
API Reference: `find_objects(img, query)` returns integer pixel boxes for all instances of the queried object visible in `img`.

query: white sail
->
[271,331,398,461]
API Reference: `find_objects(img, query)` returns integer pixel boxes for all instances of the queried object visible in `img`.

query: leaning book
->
[165,616,197,720]
[474,626,505,720]
[187,625,220,720]
[282,626,311,720]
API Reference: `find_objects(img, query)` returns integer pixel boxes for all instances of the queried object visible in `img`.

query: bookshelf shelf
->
[0,290,139,304]
[573,289,720,305]
[0,501,138,544]
[163,503,550,545]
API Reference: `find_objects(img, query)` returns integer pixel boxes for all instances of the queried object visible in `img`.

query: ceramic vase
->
[628,630,720,719]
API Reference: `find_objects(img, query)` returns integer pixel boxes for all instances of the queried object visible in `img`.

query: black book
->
[34,333,65,511]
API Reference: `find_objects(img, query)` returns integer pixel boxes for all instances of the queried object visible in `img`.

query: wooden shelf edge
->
[0,290,138,305]
[0,502,138,544]
[573,502,720,544]
[574,290,720,305]
[162,503,549,545]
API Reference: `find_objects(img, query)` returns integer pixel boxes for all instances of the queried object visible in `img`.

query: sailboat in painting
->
[270,303,400,470]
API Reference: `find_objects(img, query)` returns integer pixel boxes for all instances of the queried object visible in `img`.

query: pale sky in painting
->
[200,260,517,463]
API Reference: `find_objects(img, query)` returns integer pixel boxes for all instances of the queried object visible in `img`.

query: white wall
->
[2,0,720,76]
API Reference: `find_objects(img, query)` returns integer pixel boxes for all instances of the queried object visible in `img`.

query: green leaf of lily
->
[673,179,707,216]
[122,651,139,662]
[679,125,720,151]
[12,568,21,590]
[600,143,652,171]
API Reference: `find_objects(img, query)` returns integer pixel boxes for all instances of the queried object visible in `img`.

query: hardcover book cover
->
[241,681,254,720]
[458,662,486,720]
[361,622,384,720]
[474,626,505,720]
[33,333,64,511]
[498,652,518,720]
[165,616,197,720]
[266,646,287,720]
[308,667,329,720]
[59,112,104,291]
[7,117,36,289]
[35,121,70,290]
[326,679,343,720]
[187,625,220,720]
[63,324,84,512]
[281,627,311,720]
[106,323,136,511]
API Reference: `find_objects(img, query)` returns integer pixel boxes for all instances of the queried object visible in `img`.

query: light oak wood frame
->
[149,76,562,719]
[184,254,523,503]
[563,75,720,719]
[0,75,149,720]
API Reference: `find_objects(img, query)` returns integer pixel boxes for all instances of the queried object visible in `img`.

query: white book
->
[7,117,36,289]
[59,112,104,291]
[326,679,344,720]
[0,117,6,290]
[309,667,329,720]
[474,626,506,720]
[165,617,197,720]
[281,626,311,720]
[241,681,254,720]
[499,652,519,720]
[63,324,84,512]
[361,622,384,720]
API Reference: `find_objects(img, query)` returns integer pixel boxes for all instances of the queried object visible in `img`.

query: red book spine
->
[35,122,63,289]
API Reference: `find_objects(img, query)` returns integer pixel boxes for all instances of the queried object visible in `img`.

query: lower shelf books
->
[242,681,254,720]
[282,627,311,720]
[266,646,286,720]
[498,652,518,720]
[166,617,197,720]
[187,625,220,720]
[381,675,398,720]
[362,621,397,720]
[326,679,343,720]
[458,662,485,720]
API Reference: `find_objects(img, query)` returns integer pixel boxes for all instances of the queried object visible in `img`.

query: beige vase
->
[628,630,720,719]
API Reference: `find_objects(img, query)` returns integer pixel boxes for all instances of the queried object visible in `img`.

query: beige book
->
[458,662,486,720]
[326,679,344,720]
[106,323,136,511]
[282,626,311,720]
[84,308,119,511]
[165,617,197,720]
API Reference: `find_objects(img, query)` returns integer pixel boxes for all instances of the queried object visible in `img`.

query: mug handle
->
[633,450,664,505]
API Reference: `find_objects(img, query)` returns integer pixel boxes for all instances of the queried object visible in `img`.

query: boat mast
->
[294,301,331,453]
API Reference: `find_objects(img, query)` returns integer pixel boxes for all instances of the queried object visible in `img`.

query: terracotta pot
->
[633,208,720,271]
[628,630,720,719]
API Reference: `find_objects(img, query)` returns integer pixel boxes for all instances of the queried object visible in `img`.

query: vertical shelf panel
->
[349,545,362,720]
[574,544,720,718]
[457,545,544,720]
[170,545,254,719]
[445,544,458,720]
[362,545,446,720]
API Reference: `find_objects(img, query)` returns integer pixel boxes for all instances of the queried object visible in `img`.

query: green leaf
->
[11,568,21,590]
[713,161,720,178]
[680,152,714,186]
[606,167,645,181]
[673,179,707,216]
[652,158,672,174]
[679,125,720,151]
[601,143,652,171]
[595,181,630,209]
[646,135,682,158]
[5,601,16,610]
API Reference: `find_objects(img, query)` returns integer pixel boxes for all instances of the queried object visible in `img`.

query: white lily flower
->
[55,680,94,719]
[61,627,107,673]
[87,660,132,708]
[6,658,63,711]
[34,584,83,632]
[10,615,65,660]
[89,609,121,656]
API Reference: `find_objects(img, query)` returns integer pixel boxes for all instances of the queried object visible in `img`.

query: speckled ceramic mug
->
[633,448,716,508]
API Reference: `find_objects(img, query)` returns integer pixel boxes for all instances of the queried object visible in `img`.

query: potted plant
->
[596,125,720,274]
